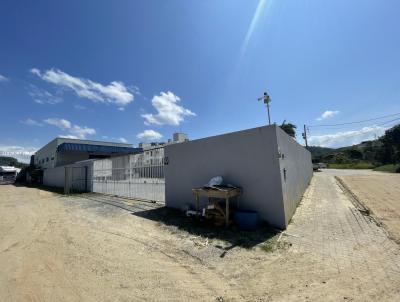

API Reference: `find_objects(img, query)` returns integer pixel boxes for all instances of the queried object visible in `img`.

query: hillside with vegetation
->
[0,156,29,169]
[309,124,400,172]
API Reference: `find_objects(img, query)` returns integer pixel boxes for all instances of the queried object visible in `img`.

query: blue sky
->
[1,0,399,162]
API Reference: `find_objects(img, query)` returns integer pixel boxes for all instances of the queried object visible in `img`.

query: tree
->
[376,124,400,164]
[280,121,297,138]
[345,149,363,160]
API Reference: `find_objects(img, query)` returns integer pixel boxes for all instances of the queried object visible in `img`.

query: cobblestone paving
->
[281,171,400,300]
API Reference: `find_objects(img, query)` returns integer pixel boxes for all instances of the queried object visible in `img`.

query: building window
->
[46,157,49,162]
[51,156,54,161]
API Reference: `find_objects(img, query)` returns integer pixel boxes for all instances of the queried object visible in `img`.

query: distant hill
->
[307,146,335,157]
[307,123,400,172]
[0,156,29,168]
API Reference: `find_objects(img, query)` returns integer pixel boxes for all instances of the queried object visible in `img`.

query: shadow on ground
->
[36,191,280,250]
[12,183,64,194]
[134,206,280,249]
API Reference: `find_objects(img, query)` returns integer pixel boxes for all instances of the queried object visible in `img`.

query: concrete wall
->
[43,166,65,188]
[275,127,313,226]
[56,151,90,167]
[165,125,287,228]
[165,125,313,229]
[35,138,58,169]
[43,160,95,191]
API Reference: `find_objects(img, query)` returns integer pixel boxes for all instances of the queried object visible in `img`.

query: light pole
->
[302,124,308,147]
[258,92,272,125]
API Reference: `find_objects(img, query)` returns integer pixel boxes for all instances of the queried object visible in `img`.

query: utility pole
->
[258,92,272,125]
[302,124,308,147]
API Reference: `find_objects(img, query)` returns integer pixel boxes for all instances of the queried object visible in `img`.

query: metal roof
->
[57,143,142,154]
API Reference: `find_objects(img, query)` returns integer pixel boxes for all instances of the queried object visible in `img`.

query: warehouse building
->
[34,137,141,169]
[164,125,313,230]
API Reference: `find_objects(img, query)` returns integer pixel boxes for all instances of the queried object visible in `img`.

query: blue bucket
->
[234,210,259,231]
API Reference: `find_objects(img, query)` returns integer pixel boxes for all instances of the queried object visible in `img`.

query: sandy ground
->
[338,172,400,244]
[1,171,399,301]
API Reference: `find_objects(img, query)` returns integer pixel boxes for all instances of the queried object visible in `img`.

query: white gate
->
[65,166,88,193]
[91,152,165,202]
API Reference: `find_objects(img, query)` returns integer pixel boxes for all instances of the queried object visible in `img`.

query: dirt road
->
[338,172,400,243]
[1,171,399,301]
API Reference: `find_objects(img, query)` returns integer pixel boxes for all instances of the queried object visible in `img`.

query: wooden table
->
[192,187,242,227]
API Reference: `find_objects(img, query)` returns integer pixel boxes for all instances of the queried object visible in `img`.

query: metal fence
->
[64,151,166,202]
[65,166,88,193]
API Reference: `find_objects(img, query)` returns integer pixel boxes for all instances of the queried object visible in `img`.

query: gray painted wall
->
[43,166,65,188]
[164,125,312,229]
[165,125,287,228]
[43,160,95,191]
[57,151,90,167]
[275,127,313,226]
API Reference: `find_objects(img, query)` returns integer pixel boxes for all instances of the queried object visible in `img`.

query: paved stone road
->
[278,170,400,301]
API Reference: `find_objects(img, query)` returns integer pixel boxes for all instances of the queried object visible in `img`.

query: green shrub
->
[373,164,400,173]
[328,162,375,169]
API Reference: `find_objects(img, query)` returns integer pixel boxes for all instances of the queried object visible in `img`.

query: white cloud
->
[21,118,43,127]
[142,91,195,126]
[308,125,387,148]
[59,135,79,139]
[44,118,71,130]
[316,110,340,121]
[30,68,41,76]
[117,107,125,111]
[0,74,9,82]
[0,145,37,163]
[69,125,96,139]
[118,137,128,143]
[137,130,163,141]
[44,118,96,139]
[31,68,134,106]
[28,84,62,105]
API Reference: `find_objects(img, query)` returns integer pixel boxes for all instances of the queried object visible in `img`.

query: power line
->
[309,118,400,135]
[303,116,400,147]
[308,112,400,128]
[377,117,400,127]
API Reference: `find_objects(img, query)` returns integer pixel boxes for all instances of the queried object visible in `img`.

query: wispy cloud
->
[137,130,163,141]
[30,68,134,106]
[0,145,37,163]
[44,118,71,130]
[118,137,128,143]
[316,110,340,121]
[308,125,386,148]
[0,74,9,82]
[20,118,43,127]
[28,84,62,105]
[44,118,96,139]
[142,91,195,126]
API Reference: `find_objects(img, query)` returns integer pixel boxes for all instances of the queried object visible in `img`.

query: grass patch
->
[260,241,275,252]
[328,162,375,169]
[373,164,400,173]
